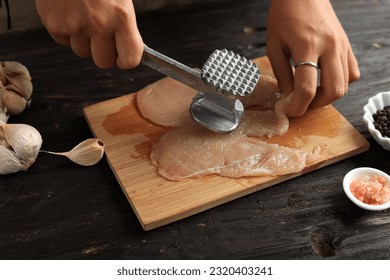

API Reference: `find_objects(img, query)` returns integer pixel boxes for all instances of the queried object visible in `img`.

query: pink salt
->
[350,175,390,205]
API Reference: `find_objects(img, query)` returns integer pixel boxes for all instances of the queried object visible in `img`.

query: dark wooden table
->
[1,0,390,260]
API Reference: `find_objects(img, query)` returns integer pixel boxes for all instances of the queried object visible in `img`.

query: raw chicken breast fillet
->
[137,75,289,137]
[151,124,313,181]
[136,77,195,127]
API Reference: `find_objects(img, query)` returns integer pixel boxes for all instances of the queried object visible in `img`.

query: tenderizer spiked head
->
[201,49,261,97]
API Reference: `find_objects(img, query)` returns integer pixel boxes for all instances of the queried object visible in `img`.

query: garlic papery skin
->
[0,122,42,174]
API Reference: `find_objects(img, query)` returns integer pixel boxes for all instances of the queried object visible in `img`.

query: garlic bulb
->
[0,61,33,115]
[42,138,105,166]
[0,122,42,174]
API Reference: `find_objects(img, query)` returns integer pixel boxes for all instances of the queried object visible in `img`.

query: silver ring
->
[294,61,319,70]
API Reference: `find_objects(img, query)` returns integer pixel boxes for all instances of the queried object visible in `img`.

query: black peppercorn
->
[373,106,390,138]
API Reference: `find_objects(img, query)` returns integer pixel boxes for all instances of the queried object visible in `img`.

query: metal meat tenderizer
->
[141,45,261,133]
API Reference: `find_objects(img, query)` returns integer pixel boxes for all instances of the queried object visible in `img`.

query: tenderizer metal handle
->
[141,45,217,94]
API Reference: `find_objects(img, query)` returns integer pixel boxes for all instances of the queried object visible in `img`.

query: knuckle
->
[299,35,314,46]
[296,34,321,51]
[117,55,141,70]
[95,58,115,69]
[64,19,83,36]
[73,48,90,58]
[291,109,306,118]
[42,17,63,36]
[325,33,339,47]
[114,5,131,24]
[325,85,346,101]
[89,13,108,35]
[117,44,143,69]
[334,85,347,99]
[298,82,317,98]
[350,68,361,82]
[287,103,306,117]
[93,55,115,69]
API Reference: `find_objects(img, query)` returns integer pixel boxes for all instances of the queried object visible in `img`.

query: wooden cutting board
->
[83,59,369,231]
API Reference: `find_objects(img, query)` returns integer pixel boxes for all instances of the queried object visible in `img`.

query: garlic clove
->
[0,122,42,174]
[1,61,33,100]
[1,123,42,164]
[0,89,27,115]
[0,145,25,175]
[42,138,105,166]
[63,138,105,166]
[0,61,33,116]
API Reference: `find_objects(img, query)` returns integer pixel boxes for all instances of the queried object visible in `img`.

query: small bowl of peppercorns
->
[363,91,390,151]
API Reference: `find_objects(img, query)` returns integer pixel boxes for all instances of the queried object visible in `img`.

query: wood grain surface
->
[84,73,369,230]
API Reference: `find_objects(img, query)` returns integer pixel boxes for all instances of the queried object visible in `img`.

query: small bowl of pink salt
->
[343,167,390,211]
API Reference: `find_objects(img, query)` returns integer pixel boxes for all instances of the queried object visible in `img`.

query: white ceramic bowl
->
[343,167,390,211]
[363,91,390,151]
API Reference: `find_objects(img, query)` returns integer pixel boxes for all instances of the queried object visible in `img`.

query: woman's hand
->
[266,0,360,117]
[35,0,143,69]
